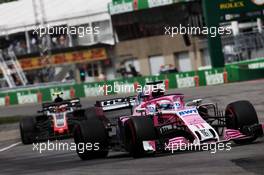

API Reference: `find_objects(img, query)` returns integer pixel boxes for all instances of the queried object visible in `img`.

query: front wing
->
[142,124,264,152]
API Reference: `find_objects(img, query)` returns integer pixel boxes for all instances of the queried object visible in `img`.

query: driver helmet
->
[53,91,64,103]
[157,100,174,110]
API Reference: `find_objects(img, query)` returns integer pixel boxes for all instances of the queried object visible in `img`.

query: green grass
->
[0,116,21,125]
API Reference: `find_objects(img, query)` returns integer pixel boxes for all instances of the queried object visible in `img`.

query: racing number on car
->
[160,125,173,134]
[200,129,212,138]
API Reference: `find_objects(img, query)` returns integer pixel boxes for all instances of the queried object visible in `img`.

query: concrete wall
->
[114,34,207,75]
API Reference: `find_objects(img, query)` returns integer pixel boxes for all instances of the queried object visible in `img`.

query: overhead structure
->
[202,0,264,68]
[108,0,195,15]
[32,0,54,81]
[0,49,28,88]
[0,0,111,35]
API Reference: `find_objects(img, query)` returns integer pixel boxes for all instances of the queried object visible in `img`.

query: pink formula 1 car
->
[73,82,263,160]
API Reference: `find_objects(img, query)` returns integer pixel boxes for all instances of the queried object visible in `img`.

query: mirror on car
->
[185,99,203,107]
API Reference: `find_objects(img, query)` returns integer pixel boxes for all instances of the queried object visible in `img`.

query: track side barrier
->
[5,96,10,106]
[1,58,264,106]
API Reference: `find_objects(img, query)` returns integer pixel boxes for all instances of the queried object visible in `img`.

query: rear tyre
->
[125,117,156,158]
[225,100,259,144]
[73,107,104,121]
[73,119,108,160]
[20,117,36,144]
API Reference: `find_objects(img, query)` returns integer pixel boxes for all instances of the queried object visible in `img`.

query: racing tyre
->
[84,107,102,120]
[73,119,108,160]
[20,117,36,144]
[73,107,103,121]
[125,117,156,158]
[225,100,260,144]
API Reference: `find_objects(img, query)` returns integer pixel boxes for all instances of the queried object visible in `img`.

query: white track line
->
[0,142,21,152]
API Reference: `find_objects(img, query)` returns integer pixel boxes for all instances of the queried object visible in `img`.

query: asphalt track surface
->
[0,80,264,175]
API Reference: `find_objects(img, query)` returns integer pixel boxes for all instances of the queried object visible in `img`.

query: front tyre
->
[20,117,36,144]
[73,119,108,160]
[125,117,156,158]
[225,100,261,144]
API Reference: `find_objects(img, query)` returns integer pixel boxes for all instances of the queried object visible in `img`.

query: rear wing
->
[42,98,81,111]
[95,97,136,111]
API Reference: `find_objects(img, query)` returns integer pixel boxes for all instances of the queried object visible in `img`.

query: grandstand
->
[0,0,114,88]
[0,0,263,89]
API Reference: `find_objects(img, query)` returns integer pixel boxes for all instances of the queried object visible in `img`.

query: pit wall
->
[0,58,263,106]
